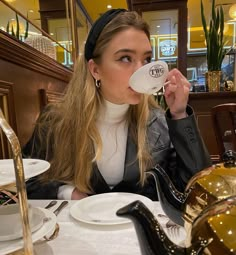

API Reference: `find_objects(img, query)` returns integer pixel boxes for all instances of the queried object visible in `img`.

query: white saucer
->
[0,207,44,241]
[70,192,154,226]
[0,208,57,255]
[0,159,50,186]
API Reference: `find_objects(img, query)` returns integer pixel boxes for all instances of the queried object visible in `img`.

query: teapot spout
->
[148,165,187,226]
[117,201,208,255]
[117,200,186,255]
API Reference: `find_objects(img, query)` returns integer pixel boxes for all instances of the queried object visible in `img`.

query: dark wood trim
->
[0,80,17,134]
[69,0,79,61]
[38,0,66,11]
[189,91,236,99]
[0,30,73,83]
[77,0,93,24]
[178,1,187,76]
[38,0,66,32]
[0,80,17,159]
[39,10,67,32]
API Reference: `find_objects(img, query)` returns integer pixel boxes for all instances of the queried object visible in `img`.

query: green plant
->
[24,14,29,40]
[6,12,29,41]
[201,0,226,71]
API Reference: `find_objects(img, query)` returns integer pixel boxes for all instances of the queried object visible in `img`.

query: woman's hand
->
[71,188,88,200]
[164,68,190,119]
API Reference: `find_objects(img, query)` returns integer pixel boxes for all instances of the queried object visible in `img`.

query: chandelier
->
[229,4,236,20]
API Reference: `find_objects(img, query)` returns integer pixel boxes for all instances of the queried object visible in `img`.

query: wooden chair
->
[211,103,236,160]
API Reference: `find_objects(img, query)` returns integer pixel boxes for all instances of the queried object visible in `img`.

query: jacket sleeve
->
[22,110,63,199]
[165,105,212,191]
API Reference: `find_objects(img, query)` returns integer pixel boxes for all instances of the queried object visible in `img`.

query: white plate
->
[0,207,57,255]
[70,192,154,225]
[0,207,44,241]
[0,159,50,186]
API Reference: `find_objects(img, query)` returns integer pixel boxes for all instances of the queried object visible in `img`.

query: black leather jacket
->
[23,106,212,200]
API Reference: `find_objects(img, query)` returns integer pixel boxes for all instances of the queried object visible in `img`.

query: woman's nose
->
[134,61,144,72]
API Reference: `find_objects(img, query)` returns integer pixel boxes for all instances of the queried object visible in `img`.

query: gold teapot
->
[117,150,236,254]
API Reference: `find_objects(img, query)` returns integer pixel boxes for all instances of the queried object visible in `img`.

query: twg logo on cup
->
[129,60,169,95]
[149,64,165,78]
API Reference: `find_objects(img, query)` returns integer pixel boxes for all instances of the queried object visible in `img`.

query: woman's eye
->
[119,56,132,62]
[144,57,152,64]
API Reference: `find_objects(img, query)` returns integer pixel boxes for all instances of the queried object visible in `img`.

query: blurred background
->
[0,0,235,89]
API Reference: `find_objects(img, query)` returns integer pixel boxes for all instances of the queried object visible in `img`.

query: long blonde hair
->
[36,11,159,193]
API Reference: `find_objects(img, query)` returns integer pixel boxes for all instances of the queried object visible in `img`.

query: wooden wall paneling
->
[196,113,219,159]
[0,30,72,148]
[0,80,17,159]
[0,59,68,147]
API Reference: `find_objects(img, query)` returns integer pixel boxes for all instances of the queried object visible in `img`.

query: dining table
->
[7,199,186,255]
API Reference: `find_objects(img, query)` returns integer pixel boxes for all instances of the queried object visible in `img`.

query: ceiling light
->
[229,4,236,20]
[107,5,112,9]
[5,0,16,3]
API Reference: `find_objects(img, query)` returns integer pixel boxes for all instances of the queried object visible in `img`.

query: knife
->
[53,201,68,216]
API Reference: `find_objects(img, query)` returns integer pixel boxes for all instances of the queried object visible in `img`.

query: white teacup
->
[129,60,169,94]
[0,203,32,237]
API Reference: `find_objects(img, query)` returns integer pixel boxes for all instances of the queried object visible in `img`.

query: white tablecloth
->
[24,200,186,255]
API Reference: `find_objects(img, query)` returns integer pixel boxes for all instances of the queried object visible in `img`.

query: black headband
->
[84,8,127,61]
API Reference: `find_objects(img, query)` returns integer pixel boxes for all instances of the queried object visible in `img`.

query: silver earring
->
[95,79,101,88]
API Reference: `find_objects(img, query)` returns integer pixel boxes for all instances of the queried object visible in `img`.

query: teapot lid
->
[222,150,236,168]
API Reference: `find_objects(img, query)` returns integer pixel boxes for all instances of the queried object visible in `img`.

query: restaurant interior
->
[0,0,236,162]
[0,0,236,254]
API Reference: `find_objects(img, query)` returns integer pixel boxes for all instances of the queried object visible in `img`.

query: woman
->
[23,9,212,200]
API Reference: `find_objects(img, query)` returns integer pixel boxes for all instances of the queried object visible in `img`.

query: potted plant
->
[6,12,29,41]
[201,0,226,92]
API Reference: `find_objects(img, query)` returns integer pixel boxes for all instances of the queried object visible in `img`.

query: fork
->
[157,214,181,239]
[53,201,68,216]
[166,225,181,240]
[166,219,179,228]
[165,220,181,240]
[44,200,57,209]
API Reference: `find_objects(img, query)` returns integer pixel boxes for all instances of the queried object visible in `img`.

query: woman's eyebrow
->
[114,49,152,55]
[114,49,135,55]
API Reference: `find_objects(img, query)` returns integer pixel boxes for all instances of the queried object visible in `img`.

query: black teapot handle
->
[222,150,236,167]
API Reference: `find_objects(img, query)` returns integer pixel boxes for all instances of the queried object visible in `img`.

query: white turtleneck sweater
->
[58,100,129,199]
[96,100,129,186]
